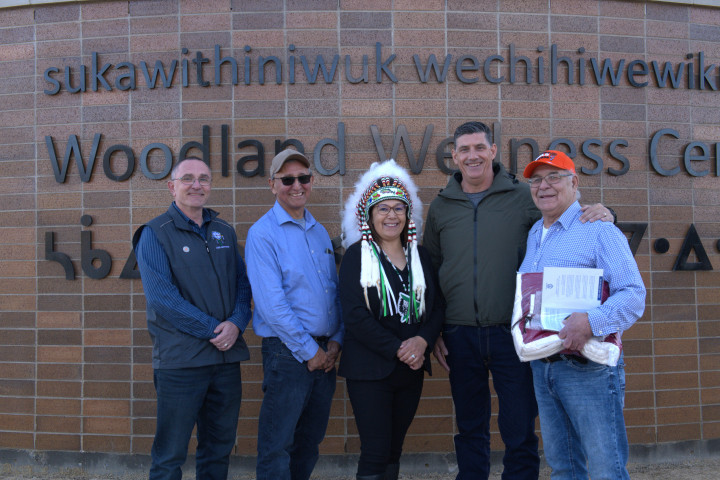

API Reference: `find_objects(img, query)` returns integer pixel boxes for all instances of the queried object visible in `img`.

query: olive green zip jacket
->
[423,163,540,327]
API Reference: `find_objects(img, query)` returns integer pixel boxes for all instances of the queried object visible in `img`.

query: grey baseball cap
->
[269,149,310,178]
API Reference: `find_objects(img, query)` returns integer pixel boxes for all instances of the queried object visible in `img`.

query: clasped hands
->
[210,321,239,352]
[397,336,427,370]
[307,340,341,372]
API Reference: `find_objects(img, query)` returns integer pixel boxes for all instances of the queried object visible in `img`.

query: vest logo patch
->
[212,230,230,249]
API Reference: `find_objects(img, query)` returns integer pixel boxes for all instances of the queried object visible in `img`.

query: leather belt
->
[313,336,330,343]
[541,354,588,364]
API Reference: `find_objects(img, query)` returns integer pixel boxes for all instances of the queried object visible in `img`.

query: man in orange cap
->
[519,150,645,480]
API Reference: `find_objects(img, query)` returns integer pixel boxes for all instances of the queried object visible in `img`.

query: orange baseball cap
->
[523,150,576,178]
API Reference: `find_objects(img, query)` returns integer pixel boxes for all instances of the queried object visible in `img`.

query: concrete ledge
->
[2,440,720,477]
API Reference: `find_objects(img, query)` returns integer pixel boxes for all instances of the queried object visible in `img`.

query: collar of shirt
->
[555,201,582,231]
[171,201,211,237]
[271,200,317,230]
[532,200,581,235]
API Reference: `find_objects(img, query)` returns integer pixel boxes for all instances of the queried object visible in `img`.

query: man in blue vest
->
[133,157,252,480]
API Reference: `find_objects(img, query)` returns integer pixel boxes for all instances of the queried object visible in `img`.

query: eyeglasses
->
[375,204,408,216]
[275,174,312,186]
[527,173,573,188]
[173,175,211,186]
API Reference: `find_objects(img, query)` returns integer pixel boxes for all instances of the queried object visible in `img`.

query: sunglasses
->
[275,174,312,186]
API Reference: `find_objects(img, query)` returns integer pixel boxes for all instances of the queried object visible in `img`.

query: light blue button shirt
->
[245,201,343,362]
[519,201,646,337]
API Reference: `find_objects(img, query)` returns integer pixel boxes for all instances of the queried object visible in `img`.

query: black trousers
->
[346,362,424,476]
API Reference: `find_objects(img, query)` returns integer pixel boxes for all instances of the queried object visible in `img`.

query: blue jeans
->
[256,337,336,480]
[150,362,242,480]
[531,356,629,480]
[442,324,539,480]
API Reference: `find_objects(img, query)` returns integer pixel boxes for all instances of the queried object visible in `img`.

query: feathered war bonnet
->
[341,160,426,320]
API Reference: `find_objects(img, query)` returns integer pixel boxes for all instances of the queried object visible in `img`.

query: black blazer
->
[337,242,444,380]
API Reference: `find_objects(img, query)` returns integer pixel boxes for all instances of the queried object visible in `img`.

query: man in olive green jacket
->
[424,121,613,480]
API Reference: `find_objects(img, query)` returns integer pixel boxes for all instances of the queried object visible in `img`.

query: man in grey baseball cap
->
[268,147,311,178]
[245,148,343,480]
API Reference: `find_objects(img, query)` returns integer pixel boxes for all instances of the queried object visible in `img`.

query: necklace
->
[376,245,418,324]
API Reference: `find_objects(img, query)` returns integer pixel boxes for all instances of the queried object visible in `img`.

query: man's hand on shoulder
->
[558,312,593,351]
[307,346,328,372]
[579,203,614,223]
[210,321,239,351]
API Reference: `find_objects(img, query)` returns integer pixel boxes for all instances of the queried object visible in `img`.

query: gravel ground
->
[3,457,720,480]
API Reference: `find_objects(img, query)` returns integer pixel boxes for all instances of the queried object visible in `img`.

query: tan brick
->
[0,363,34,379]
[38,346,82,363]
[703,421,720,439]
[83,416,131,435]
[0,329,35,346]
[657,423,701,443]
[0,413,34,431]
[84,329,132,346]
[0,432,34,449]
[654,339,698,356]
[36,433,81,451]
[0,346,35,363]
[132,436,154,454]
[37,363,81,380]
[84,434,132,453]
[84,381,131,399]
[654,355,698,373]
[37,415,81,433]
[37,380,81,398]
[627,426,656,444]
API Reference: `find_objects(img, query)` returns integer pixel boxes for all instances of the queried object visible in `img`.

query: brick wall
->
[1,0,719,458]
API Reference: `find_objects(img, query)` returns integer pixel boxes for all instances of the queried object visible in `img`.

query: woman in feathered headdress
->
[337,160,444,480]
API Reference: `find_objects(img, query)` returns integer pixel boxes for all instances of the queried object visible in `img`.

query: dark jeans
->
[256,337,336,480]
[346,362,424,476]
[442,324,539,480]
[149,362,243,480]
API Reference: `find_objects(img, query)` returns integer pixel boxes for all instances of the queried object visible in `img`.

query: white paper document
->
[540,267,604,332]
